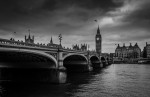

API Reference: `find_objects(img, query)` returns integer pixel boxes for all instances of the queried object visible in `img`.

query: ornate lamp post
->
[58,34,62,46]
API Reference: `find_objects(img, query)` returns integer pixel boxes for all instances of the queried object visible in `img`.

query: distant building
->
[72,44,87,51]
[95,26,102,56]
[72,44,80,50]
[80,44,88,51]
[101,53,109,58]
[47,37,59,47]
[110,53,115,59]
[115,43,141,60]
[141,50,144,58]
[47,37,54,46]
[25,33,34,44]
[143,42,150,58]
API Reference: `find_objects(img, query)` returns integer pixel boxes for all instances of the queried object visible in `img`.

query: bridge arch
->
[106,57,112,65]
[106,57,109,61]
[101,56,106,61]
[21,49,57,66]
[101,56,107,66]
[0,49,57,68]
[90,55,101,69]
[63,53,88,61]
[90,55,99,60]
[63,54,88,72]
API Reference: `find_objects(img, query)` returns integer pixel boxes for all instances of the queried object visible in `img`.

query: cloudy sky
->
[0,0,150,53]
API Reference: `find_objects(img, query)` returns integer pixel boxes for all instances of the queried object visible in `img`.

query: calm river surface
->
[1,64,150,97]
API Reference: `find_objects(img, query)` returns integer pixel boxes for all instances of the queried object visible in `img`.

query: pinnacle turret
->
[50,36,53,44]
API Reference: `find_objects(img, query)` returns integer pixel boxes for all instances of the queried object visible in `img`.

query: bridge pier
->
[88,59,93,71]
[100,62,103,68]
[56,49,67,83]
[50,67,66,84]
[87,63,93,72]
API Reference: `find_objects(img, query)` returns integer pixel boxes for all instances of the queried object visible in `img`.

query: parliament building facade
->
[115,43,141,61]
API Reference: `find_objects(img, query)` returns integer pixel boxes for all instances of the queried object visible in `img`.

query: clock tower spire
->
[97,25,100,35]
[95,25,102,55]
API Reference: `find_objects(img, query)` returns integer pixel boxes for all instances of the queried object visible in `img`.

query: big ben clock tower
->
[95,26,102,55]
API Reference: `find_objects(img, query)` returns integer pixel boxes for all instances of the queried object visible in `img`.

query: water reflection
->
[1,64,150,97]
[0,69,102,97]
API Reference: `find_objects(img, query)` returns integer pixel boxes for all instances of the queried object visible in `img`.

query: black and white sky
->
[0,0,150,53]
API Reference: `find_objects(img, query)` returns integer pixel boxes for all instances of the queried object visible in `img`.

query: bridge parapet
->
[89,51,98,56]
[0,38,88,53]
[0,38,59,48]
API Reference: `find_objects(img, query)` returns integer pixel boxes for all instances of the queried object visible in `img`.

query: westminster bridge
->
[0,38,111,83]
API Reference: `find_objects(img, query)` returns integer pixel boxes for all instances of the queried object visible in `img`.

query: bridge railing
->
[0,38,89,52]
[0,38,60,49]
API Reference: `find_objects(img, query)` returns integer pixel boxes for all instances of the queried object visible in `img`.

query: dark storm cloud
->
[0,0,124,17]
[121,0,150,30]
[54,0,123,10]
[0,0,125,35]
[106,31,150,42]
[99,0,150,45]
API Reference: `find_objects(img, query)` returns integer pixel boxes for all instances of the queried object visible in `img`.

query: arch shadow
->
[106,57,112,65]
[90,56,101,69]
[0,50,59,82]
[63,54,88,72]
[0,50,57,68]
[101,57,107,67]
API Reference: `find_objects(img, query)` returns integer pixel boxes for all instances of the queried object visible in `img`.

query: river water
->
[0,64,150,97]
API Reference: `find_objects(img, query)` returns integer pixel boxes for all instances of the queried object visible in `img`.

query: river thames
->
[0,64,150,97]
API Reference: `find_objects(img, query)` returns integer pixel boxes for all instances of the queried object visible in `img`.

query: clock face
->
[97,38,99,40]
